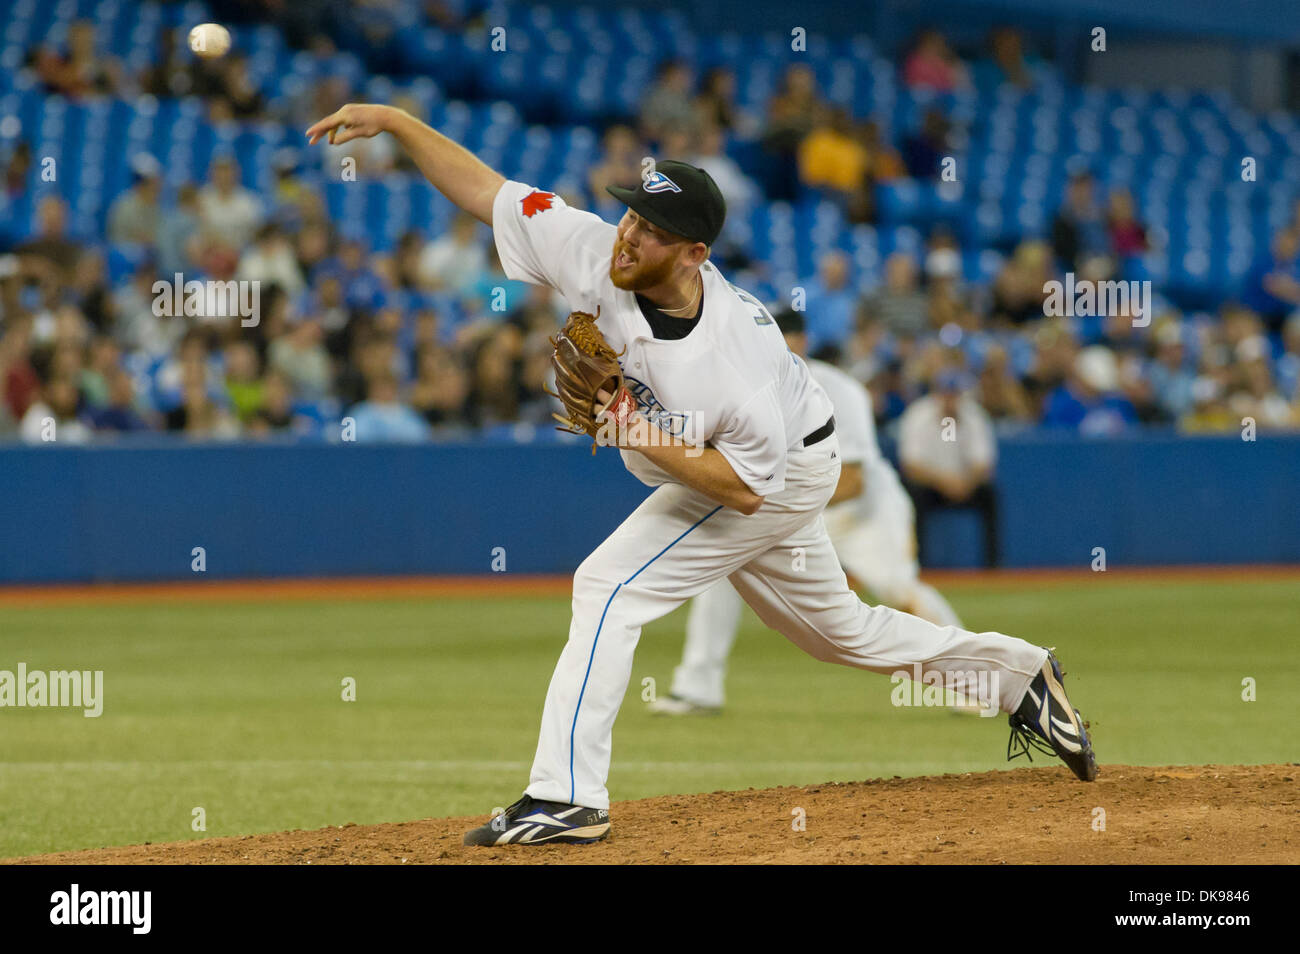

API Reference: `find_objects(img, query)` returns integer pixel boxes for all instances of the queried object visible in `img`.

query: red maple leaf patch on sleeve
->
[521,190,556,217]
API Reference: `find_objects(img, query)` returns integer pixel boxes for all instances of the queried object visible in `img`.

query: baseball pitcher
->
[306,104,1098,848]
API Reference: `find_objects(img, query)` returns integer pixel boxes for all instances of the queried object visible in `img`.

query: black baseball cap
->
[606,159,727,247]
[773,308,804,335]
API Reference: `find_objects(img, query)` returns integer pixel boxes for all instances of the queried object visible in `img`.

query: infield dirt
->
[11,763,1295,865]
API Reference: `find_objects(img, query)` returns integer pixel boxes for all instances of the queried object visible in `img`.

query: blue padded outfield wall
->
[1,433,1297,583]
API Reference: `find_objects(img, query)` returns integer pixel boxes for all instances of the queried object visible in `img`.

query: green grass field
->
[0,576,1295,858]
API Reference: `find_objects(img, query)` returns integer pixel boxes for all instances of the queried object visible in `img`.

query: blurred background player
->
[652,308,965,715]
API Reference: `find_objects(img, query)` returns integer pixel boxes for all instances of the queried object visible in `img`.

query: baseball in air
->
[188,23,232,58]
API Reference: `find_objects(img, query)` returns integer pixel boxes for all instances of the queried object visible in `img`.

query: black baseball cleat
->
[463,795,611,847]
[1007,650,1099,781]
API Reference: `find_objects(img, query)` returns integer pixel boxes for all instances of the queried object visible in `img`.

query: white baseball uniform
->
[491,179,1048,810]
[671,359,966,709]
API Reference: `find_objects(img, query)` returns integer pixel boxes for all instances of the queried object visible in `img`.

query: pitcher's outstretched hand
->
[305,104,393,146]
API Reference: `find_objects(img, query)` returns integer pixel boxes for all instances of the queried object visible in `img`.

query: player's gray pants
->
[525,435,1048,810]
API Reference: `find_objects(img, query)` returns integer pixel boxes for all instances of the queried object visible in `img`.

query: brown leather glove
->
[545,307,637,453]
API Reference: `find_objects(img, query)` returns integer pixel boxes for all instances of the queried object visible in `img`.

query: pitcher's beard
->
[609,243,676,291]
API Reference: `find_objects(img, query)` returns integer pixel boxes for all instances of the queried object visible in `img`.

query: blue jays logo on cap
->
[642,171,682,194]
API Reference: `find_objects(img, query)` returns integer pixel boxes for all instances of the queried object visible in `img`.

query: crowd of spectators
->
[2,19,1299,446]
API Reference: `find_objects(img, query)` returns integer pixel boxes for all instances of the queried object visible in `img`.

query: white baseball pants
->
[525,435,1048,810]
[673,465,964,708]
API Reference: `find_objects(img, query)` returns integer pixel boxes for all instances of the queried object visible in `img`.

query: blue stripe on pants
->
[569,504,724,804]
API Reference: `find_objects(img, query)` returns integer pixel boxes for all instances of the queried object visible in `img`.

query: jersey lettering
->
[625,375,691,438]
[729,282,775,325]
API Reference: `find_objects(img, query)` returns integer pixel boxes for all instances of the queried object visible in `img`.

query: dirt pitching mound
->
[11,764,1296,865]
